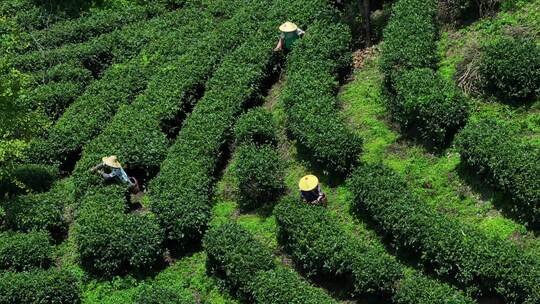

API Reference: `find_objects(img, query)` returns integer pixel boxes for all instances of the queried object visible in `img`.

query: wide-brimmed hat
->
[279,21,298,33]
[102,155,122,168]
[299,175,319,191]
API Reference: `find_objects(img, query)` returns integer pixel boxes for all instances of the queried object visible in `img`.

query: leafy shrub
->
[23,81,90,120]
[275,198,402,295]
[29,63,92,86]
[233,144,284,210]
[394,271,475,304]
[0,164,57,196]
[479,36,540,99]
[148,18,277,247]
[251,267,335,304]
[17,4,166,53]
[392,68,469,145]
[282,21,362,173]
[379,0,438,84]
[73,186,163,277]
[274,197,473,303]
[204,222,275,299]
[0,269,81,304]
[234,108,277,147]
[135,284,195,304]
[348,164,540,303]
[3,181,68,235]
[455,118,540,226]
[0,230,52,271]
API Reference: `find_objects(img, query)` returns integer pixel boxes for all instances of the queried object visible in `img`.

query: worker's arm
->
[297,28,305,36]
[90,163,105,172]
[274,37,284,52]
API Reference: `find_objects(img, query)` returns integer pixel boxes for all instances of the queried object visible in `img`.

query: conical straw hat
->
[102,155,122,168]
[279,21,298,33]
[299,175,319,191]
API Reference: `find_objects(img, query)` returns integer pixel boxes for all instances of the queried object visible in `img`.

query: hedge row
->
[11,7,198,73]
[72,3,257,187]
[281,21,362,173]
[135,284,195,304]
[27,8,213,166]
[204,222,336,303]
[233,108,284,210]
[0,230,52,271]
[72,185,163,277]
[2,180,68,236]
[479,36,540,100]
[455,118,540,227]
[149,0,342,249]
[0,269,81,304]
[16,4,166,53]
[274,198,473,303]
[348,164,540,303]
[0,0,67,32]
[147,2,281,248]
[0,163,57,197]
[234,107,278,147]
[70,5,261,275]
[380,0,469,145]
[29,62,92,86]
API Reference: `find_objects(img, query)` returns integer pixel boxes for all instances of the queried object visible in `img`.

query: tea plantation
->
[1,0,538,303]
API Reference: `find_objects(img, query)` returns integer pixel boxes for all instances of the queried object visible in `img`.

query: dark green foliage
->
[348,164,540,303]
[0,164,57,197]
[456,118,540,226]
[480,36,540,99]
[204,222,275,299]
[17,4,166,53]
[274,198,402,295]
[234,108,278,147]
[3,181,68,235]
[0,230,52,271]
[135,284,195,304]
[23,81,90,119]
[394,272,475,304]
[274,197,472,302]
[73,186,163,277]
[30,63,92,86]
[0,269,81,304]
[233,144,284,210]
[148,26,276,247]
[380,0,468,145]
[251,267,335,304]
[282,21,362,173]
[392,68,469,145]
[379,0,438,83]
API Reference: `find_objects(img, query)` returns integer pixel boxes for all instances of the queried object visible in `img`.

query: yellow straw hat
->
[102,155,122,168]
[279,21,298,33]
[299,175,319,191]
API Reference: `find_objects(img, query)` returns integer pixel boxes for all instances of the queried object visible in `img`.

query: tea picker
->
[91,155,139,193]
[299,175,327,205]
[274,21,305,52]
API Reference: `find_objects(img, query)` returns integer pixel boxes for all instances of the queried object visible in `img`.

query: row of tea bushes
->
[380,0,469,146]
[281,21,362,173]
[204,222,336,303]
[274,198,474,303]
[348,164,540,303]
[232,108,285,210]
[456,117,540,227]
[27,8,214,166]
[16,4,167,53]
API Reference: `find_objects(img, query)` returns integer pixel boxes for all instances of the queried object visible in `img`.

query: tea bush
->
[348,164,540,303]
[393,68,469,145]
[282,21,362,173]
[234,108,278,147]
[73,186,163,277]
[0,269,81,304]
[479,36,540,100]
[233,144,284,210]
[456,118,540,226]
[0,230,52,271]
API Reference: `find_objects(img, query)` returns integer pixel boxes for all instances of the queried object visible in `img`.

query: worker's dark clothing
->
[301,185,323,203]
[94,163,134,186]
